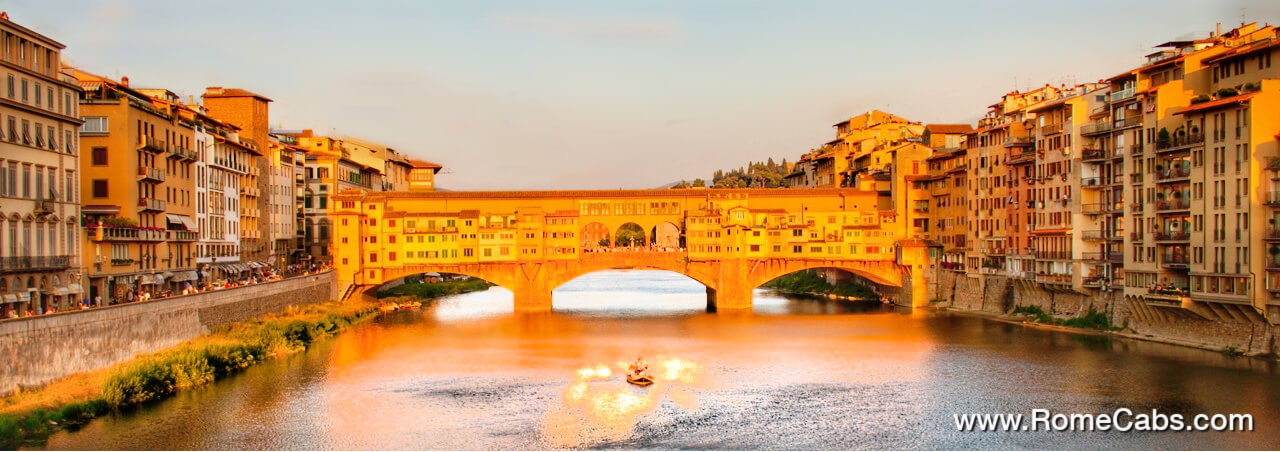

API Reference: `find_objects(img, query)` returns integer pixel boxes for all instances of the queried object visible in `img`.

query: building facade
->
[0,13,83,315]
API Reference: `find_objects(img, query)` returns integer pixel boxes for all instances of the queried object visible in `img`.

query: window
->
[92,179,107,198]
[91,147,107,165]
[81,117,108,133]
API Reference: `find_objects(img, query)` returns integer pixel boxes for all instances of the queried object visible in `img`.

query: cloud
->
[489,14,680,40]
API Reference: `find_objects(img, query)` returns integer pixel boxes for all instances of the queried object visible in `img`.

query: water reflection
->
[39,270,1280,450]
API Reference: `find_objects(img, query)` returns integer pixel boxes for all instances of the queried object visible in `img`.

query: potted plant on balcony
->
[1156,192,1166,201]
[1190,125,1200,136]
[1158,128,1171,147]
[1271,245,1279,257]
[1155,163,1165,174]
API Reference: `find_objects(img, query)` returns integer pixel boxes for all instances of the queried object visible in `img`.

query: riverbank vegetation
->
[1011,305,1116,331]
[376,276,494,300]
[0,299,378,449]
[763,270,880,300]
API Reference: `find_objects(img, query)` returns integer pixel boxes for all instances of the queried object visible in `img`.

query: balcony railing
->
[1266,191,1280,206]
[1035,251,1071,260]
[138,197,166,212]
[1036,273,1072,284]
[1161,254,1190,268]
[1113,115,1142,129]
[137,166,166,183]
[1081,148,1110,161]
[1080,121,1112,136]
[0,255,71,274]
[139,136,167,153]
[1154,231,1191,242]
[1265,227,1280,242]
[1005,136,1034,148]
[1082,230,1121,241]
[1110,86,1136,102]
[1156,133,1205,152]
[169,230,198,242]
[1040,123,1063,135]
[1156,199,1190,211]
[1155,166,1191,181]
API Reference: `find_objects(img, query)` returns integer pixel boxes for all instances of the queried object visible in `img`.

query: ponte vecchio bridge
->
[332,188,933,311]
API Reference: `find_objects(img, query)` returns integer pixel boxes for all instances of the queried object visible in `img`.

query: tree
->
[693,178,706,187]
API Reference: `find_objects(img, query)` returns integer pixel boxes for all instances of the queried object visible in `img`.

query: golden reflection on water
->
[543,356,706,447]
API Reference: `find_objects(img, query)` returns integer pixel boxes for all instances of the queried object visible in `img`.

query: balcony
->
[1081,276,1110,288]
[1153,231,1190,242]
[1266,228,1280,242]
[1143,287,1191,306]
[1155,133,1204,153]
[169,230,198,242]
[1035,250,1071,260]
[138,197,166,212]
[1110,86,1136,102]
[1080,121,1112,136]
[1081,176,1120,188]
[1161,254,1190,269]
[1005,136,1034,148]
[1082,252,1108,262]
[1082,230,1120,241]
[1081,148,1110,162]
[1036,273,1072,285]
[139,136,167,153]
[170,145,198,161]
[0,255,71,274]
[33,199,53,215]
[1266,191,1280,207]
[1112,115,1142,130]
[137,166,166,183]
[1040,123,1063,135]
[1155,166,1191,182]
[1156,199,1190,212]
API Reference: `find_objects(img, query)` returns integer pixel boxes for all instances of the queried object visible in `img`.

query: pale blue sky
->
[8,0,1279,189]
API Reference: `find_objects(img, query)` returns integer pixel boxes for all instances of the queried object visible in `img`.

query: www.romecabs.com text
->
[954,409,1254,432]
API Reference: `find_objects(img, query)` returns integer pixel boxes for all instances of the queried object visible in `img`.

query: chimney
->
[1217,23,1222,38]
[0,12,9,21]
[120,76,129,87]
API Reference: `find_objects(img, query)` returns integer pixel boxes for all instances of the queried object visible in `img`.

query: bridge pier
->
[705,286,753,312]
[512,280,553,312]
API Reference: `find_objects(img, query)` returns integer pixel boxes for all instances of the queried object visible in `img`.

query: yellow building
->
[0,12,84,315]
[74,69,200,304]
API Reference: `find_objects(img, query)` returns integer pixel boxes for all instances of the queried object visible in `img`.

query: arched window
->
[318,219,330,240]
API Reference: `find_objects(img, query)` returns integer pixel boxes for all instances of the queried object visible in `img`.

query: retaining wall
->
[0,270,337,395]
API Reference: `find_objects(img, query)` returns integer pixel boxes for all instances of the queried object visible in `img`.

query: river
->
[39,270,1280,450]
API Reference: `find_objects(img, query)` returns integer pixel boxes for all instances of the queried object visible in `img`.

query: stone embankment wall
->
[934,270,1276,355]
[0,270,338,395]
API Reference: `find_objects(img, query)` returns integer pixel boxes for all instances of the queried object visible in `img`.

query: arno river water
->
[39,270,1280,450]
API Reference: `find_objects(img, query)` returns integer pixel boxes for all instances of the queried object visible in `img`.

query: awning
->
[17,292,30,302]
[248,262,261,269]
[173,271,198,282]
[82,204,121,215]
[140,274,159,285]
[165,214,197,231]
[162,271,175,278]
[67,283,83,294]
[2,294,15,303]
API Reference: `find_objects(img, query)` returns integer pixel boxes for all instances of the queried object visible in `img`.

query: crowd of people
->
[583,245,685,253]
[3,261,333,320]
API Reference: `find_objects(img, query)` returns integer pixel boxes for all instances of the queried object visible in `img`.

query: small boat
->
[626,374,653,386]
[625,357,654,386]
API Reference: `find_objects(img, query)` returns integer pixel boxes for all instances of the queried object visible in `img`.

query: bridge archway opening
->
[367,271,503,301]
[582,222,610,249]
[551,269,711,313]
[613,223,646,247]
[650,222,682,249]
[757,267,900,303]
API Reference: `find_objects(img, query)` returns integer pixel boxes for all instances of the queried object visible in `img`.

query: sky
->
[8,0,1280,190]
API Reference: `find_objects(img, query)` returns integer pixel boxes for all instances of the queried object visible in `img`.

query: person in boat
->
[627,357,654,383]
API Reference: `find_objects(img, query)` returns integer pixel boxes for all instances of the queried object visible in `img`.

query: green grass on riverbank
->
[0,299,379,449]
[762,270,880,300]
[1012,305,1116,331]
[377,277,494,300]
